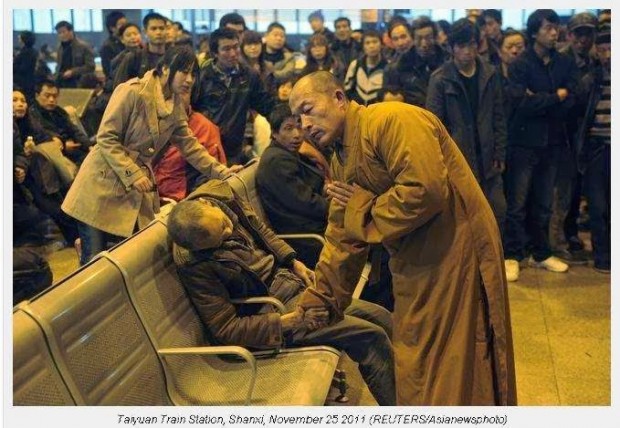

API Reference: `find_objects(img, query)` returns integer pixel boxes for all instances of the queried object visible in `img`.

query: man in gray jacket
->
[54,21,95,88]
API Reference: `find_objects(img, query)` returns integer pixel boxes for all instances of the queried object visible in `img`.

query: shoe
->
[567,236,585,252]
[505,259,520,282]
[593,264,610,274]
[553,249,589,266]
[528,256,569,273]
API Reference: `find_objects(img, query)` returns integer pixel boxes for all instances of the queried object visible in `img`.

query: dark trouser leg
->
[584,145,611,269]
[528,146,561,262]
[30,188,79,244]
[290,313,396,406]
[565,173,583,249]
[504,146,536,260]
[550,148,576,250]
[283,294,395,405]
[360,246,395,312]
[481,174,507,240]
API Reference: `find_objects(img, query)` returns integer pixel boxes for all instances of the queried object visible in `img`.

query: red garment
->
[154,111,226,201]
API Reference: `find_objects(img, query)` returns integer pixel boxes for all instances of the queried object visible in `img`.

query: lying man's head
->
[168,199,234,250]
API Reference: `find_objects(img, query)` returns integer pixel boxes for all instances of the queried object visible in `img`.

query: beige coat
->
[62,71,227,237]
[299,101,517,405]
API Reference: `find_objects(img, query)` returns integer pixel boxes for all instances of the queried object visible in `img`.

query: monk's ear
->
[335,89,347,108]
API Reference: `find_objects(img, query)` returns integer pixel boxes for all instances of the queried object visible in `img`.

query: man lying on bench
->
[168,179,396,406]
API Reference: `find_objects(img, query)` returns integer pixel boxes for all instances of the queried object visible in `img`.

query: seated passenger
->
[168,179,396,406]
[154,91,227,202]
[29,80,93,168]
[256,104,330,267]
[13,88,79,248]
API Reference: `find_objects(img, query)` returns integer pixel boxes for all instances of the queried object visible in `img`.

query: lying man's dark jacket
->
[173,179,299,350]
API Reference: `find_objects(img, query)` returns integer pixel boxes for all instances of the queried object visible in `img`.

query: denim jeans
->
[504,145,562,261]
[584,144,611,269]
[77,221,123,265]
[284,294,396,406]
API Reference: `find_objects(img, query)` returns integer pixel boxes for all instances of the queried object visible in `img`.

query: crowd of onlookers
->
[12,9,611,306]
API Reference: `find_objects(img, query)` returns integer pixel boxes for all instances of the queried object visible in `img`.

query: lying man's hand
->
[303,307,329,331]
[292,260,315,288]
[280,307,304,333]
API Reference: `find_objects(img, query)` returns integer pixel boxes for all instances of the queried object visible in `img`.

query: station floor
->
[45,238,610,406]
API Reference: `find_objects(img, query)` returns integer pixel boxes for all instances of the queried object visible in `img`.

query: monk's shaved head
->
[292,71,344,98]
[289,71,348,149]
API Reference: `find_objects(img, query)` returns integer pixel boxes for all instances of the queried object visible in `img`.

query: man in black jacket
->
[550,12,599,265]
[503,9,579,281]
[192,28,275,164]
[53,21,96,88]
[99,11,127,81]
[30,80,92,166]
[168,179,396,405]
[256,104,328,268]
[383,16,448,107]
[332,17,362,70]
[577,27,611,273]
[113,12,168,88]
[426,19,507,239]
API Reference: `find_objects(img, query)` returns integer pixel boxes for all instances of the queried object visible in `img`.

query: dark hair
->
[304,34,338,75]
[35,79,58,94]
[55,21,73,32]
[308,10,324,22]
[168,200,212,251]
[526,9,560,42]
[154,46,198,82]
[482,9,502,25]
[219,12,246,30]
[105,11,125,33]
[242,30,262,45]
[499,28,527,49]
[268,103,296,133]
[209,27,240,57]
[142,12,167,29]
[436,20,451,35]
[13,86,26,96]
[388,19,412,38]
[267,22,286,34]
[362,29,382,45]
[334,17,351,28]
[174,21,184,31]
[449,18,481,48]
[19,30,35,48]
[412,16,436,37]
[118,22,140,39]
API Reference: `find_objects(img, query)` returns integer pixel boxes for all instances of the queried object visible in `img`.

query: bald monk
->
[289,71,517,406]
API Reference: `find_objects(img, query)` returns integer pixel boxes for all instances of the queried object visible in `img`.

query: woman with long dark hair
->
[301,34,345,82]
[62,46,235,264]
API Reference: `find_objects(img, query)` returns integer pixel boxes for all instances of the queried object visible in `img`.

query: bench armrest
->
[230,296,286,314]
[158,345,257,405]
[277,233,326,245]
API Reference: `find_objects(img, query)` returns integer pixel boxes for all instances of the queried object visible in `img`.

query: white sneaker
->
[528,256,569,273]
[505,259,520,282]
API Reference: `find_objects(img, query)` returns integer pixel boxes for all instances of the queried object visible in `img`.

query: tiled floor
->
[43,245,611,406]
